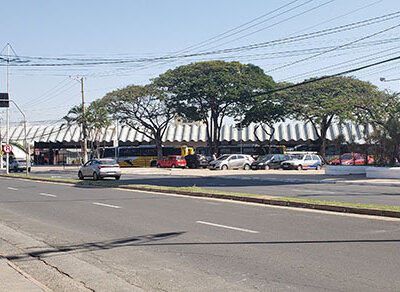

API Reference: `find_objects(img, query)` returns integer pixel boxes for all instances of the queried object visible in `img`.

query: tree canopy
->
[102,84,174,160]
[155,60,275,154]
[280,76,378,160]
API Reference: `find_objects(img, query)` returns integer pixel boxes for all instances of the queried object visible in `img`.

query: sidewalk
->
[0,256,50,292]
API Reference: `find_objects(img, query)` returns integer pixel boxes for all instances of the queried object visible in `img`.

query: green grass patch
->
[275,197,400,212]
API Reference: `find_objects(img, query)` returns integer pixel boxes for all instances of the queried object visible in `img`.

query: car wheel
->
[171,164,176,168]
[157,164,161,168]
[93,172,99,180]
[264,165,270,170]
[243,164,250,170]
[297,165,302,171]
[316,165,322,170]
[221,165,228,170]
[78,171,84,180]
[115,176,120,180]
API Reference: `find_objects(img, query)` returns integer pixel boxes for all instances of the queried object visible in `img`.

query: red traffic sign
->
[3,144,13,154]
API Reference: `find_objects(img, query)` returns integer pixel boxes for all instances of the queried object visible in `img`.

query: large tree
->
[354,90,400,164]
[281,76,378,161]
[238,82,289,151]
[101,84,174,160]
[155,61,275,155]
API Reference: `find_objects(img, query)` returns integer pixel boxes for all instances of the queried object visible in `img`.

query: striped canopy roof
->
[2,121,373,145]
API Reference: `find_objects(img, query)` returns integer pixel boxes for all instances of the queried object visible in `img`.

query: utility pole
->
[6,43,10,174]
[80,77,88,164]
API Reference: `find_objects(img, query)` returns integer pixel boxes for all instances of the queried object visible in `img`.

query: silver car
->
[78,159,121,180]
[9,159,31,173]
[208,154,254,170]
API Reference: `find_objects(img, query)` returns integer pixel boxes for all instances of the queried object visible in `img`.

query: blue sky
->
[1,0,400,124]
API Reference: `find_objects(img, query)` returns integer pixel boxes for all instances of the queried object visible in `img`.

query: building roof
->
[2,121,373,145]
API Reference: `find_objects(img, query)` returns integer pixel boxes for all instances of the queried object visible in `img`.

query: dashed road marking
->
[196,220,259,234]
[92,202,121,209]
[39,193,57,197]
[7,187,18,191]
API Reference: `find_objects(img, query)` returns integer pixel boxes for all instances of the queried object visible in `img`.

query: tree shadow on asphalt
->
[6,232,400,262]
[6,231,186,261]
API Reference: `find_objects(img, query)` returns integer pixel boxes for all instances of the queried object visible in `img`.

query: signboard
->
[3,144,13,154]
[0,93,9,108]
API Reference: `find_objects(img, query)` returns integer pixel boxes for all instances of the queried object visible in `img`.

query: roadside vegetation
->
[61,60,399,166]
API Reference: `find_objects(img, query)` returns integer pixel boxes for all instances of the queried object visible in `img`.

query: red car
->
[330,153,374,165]
[156,155,187,168]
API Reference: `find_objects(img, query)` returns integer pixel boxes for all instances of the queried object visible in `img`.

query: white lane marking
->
[92,202,121,209]
[7,187,18,191]
[287,188,337,194]
[51,176,62,178]
[196,221,259,234]
[39,193,57,197]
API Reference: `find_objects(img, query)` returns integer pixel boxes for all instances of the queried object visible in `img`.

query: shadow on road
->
[7,231,186,261]
[7,232,400,262]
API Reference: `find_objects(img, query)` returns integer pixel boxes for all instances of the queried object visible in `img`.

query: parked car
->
[208,154,254,170]
[78,159,121,180]
[156,155,187,168]
[281,154,323,170]
[251,154,291,170]
[185,154,211,169]
[330,153,374,165]
[9,159,31,172]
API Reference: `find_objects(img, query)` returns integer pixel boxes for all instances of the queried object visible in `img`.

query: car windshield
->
[99,160,117,165]
[340,154,354,160]
[217,155,230,161]
[257,154,274,162]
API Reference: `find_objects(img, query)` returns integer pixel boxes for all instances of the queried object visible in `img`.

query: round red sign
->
[3,144,13,154]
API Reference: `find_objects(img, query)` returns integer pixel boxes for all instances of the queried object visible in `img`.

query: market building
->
[1,121,373,165]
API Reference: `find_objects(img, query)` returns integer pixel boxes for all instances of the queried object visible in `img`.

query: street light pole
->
[80,77,88,164]
[9,100,30,176]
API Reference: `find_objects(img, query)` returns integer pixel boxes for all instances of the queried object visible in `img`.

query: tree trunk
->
[213,115,219,155]
[319,128,328,163]
[155,134,163,160]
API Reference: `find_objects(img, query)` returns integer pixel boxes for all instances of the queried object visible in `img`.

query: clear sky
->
[1,0,399,125]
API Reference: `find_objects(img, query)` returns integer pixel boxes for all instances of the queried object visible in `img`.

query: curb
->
[2,174,400,219]
[221,175,400,187]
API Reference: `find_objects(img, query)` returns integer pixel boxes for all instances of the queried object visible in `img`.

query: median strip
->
[2,173,400,219]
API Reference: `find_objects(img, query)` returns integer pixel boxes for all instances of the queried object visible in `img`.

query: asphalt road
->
[29,168,400,207]
[1,177,400,291]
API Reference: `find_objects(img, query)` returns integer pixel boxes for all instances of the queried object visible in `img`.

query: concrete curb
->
[221,175,400,187]
[2,174,400,219]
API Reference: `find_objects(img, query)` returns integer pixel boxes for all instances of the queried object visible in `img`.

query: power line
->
[265,22,400,73]
[175,0,304,54]
[253,54,400,97]
[282,45,400,81]
[205,0,334,51]
[3,11,400,68]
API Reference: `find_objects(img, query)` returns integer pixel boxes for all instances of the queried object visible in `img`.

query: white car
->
[208,154,254,170]
[281,154,323,170]
[78,159,121,180]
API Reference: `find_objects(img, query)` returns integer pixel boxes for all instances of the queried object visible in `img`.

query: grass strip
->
[2,173,400,214]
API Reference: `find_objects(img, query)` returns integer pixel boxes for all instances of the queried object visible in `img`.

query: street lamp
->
[380,77,400,82]
[8,100,30,176]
